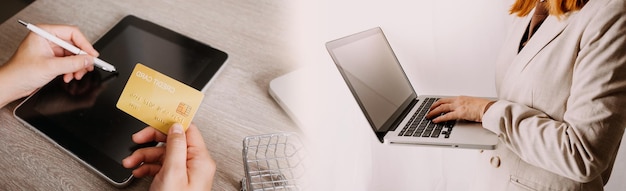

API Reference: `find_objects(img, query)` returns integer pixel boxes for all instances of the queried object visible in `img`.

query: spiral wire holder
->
[240,132,306,191]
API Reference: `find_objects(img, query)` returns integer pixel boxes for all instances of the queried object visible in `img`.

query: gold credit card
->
[117,63,204,134]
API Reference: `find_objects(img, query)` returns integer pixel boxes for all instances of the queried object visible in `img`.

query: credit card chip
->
[177,102,192,116]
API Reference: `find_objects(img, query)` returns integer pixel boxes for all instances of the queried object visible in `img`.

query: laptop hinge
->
[388,98,418,132]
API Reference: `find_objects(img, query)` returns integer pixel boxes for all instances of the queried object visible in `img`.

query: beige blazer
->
[475,0,626,190]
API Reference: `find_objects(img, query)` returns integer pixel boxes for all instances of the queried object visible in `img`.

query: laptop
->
[325,27,498,150]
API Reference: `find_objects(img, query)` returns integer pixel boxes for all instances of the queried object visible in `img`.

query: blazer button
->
[490,156,501,168]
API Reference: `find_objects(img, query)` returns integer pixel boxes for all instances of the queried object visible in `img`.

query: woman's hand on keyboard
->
[426,96,494,123]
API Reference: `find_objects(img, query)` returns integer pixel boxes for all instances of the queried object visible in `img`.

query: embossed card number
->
[116,63,204,134]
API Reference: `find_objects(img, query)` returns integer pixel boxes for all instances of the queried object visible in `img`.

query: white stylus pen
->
[18,20,116,72]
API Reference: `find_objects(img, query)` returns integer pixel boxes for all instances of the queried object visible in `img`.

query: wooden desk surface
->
[0,0,300,190]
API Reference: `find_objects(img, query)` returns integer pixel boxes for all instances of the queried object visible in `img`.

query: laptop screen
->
[326,27,416,133]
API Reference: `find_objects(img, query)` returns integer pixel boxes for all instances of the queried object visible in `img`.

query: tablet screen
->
[14,15,228,186]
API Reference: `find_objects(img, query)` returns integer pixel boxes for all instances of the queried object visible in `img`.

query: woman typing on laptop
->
[426,0,626,190]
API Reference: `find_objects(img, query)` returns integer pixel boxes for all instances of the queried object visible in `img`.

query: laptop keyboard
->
[398,98,456,138]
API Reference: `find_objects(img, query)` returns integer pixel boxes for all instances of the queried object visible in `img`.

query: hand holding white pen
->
[18,20,116,72]
[0,23,109,107]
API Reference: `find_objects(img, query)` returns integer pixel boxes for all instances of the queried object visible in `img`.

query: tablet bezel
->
[13,15,228,187]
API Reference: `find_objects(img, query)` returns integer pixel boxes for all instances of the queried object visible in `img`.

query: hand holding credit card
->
[117,63,204,134]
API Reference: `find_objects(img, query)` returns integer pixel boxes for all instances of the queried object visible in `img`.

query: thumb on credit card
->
[162,123,187,175]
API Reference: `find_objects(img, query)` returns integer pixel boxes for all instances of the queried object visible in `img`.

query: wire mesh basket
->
[241,132,306,191]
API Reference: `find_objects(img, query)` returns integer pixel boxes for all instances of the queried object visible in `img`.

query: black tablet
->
[13,15,228,187]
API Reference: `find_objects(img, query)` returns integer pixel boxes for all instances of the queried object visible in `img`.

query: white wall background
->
[287,0,626,190]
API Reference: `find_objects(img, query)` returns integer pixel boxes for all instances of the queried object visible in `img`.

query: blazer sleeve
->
[482,5,626,183]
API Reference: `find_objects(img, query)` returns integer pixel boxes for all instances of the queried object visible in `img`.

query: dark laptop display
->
[327,28,416,138]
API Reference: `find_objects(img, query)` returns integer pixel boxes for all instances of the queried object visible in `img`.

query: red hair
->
[509,0,589,17]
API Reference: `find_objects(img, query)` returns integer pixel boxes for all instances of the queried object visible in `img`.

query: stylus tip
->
[18,20,27,26]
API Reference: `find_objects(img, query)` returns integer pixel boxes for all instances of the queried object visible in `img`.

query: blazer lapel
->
[513,15,572,72]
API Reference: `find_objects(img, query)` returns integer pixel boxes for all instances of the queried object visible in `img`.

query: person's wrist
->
[483,101,495,114]
[0,66,14,108]
[0,90,10,108]
[0,64,28,108]
[478,100,496,122]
